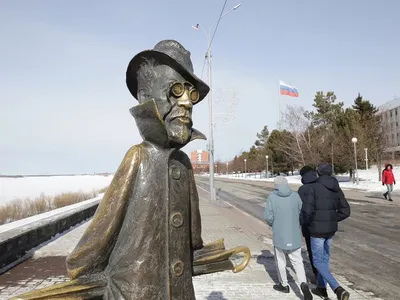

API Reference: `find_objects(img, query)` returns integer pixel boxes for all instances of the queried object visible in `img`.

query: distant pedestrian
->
[298,165,319,283]
[301,163,351,300]
[382,164,395,202]
[264,176,313,300]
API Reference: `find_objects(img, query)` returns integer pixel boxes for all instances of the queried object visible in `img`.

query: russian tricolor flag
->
[279,80,299,97]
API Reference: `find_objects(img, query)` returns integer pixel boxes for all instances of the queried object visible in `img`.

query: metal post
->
[226,162,229,176]
[271,158,274,177]
[266,155,269,179]
[192,3,242,201]
[244,159,247,176]
[352,138,359,185]
[278,90,282,130]
[207,49,216,200]
[364,148,368,170]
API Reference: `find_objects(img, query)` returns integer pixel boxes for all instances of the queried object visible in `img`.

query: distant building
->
[190,150,209,173]
[378,97,400,158]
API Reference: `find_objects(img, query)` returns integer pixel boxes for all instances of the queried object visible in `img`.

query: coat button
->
[172,260,184,277]
[170,212,183,228]
[170,165,181,180]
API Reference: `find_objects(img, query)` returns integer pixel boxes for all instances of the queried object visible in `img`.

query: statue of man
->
[65,40,209,299]
[13,40,249,300]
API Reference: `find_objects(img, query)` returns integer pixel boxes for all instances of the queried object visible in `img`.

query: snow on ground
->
[212,165,398,193]
[0,165,394,205]
[0,175,114,204]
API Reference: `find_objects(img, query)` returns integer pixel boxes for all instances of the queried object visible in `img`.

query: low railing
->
[0,196,102,273]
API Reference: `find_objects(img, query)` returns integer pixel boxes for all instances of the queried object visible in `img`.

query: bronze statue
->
[13,40,250,300]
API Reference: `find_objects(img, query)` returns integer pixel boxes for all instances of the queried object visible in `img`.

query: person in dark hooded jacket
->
[301,163,351,300]
[298,165,319,281]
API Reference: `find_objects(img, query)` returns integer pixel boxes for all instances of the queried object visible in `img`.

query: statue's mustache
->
[168,107,192,122]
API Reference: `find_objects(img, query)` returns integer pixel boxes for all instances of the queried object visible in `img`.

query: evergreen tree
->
[254,125,269,148]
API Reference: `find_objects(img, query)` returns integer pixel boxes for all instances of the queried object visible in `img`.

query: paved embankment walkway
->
[0,186,382,300]
[211,176,400,205]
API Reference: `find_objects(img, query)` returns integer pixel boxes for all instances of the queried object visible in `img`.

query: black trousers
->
[304,234,318,276]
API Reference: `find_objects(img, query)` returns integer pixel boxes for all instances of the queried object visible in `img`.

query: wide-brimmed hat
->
[126,40,210,102]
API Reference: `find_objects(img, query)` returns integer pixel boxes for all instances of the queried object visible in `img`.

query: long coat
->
[66,100,205,299]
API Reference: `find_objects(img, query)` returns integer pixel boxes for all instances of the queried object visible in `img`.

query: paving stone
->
[0,191,381,299]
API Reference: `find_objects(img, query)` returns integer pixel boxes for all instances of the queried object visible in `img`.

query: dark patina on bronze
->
[12,40,250,300]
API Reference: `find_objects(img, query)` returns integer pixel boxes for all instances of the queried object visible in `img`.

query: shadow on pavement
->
[364,195,387,201]
[206,291,228,299]
[256,250,303,299]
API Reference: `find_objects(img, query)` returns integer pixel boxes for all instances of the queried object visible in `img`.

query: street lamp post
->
[271,158,274,176]
[244,159,247,177]
[266,155,269,179]
[192,3,242,201]
[364,148,369,170]
[352,137,359,185]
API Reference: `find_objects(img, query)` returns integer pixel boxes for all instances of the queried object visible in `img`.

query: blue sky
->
[1,0,399,174]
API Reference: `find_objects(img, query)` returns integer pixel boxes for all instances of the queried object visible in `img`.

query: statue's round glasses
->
[170,82,200,104]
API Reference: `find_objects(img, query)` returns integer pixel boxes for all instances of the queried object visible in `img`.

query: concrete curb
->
[0,198,101,272]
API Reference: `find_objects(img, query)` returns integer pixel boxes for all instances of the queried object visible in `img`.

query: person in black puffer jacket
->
[297,166,318,281]
[301,163,351,300]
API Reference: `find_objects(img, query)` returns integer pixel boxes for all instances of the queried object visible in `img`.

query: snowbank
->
[211,165,398,193]
[0,175,114,204]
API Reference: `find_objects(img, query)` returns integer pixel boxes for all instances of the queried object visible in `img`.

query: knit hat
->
[299,165,314,177]
[317,163,333,176]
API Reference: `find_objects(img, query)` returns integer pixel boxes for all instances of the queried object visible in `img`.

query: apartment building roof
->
[378,97,400,113]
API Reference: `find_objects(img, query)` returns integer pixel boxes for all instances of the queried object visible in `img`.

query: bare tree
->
[280,105,316,166]
[212,88,238,130]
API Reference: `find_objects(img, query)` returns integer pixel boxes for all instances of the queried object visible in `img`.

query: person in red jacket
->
[382,164,396,202]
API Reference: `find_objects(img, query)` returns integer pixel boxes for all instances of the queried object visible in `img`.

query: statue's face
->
[148,66,200,146]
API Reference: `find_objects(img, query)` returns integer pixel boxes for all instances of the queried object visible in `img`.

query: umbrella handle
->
[230,246,251,273]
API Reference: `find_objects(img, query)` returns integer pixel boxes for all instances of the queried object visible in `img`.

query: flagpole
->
[278,80,282,130]
[278,80,299,130]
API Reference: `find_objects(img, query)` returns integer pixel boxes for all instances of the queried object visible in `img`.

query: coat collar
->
[130,99,206,149]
